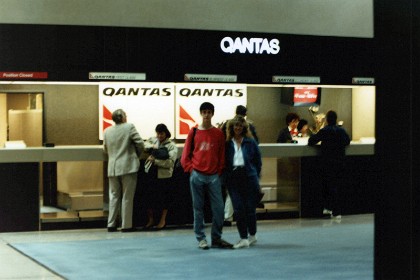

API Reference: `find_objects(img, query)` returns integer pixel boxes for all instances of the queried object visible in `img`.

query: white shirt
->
[232,138,245,167]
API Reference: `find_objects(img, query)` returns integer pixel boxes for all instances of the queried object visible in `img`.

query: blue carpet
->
[10,222,373,280]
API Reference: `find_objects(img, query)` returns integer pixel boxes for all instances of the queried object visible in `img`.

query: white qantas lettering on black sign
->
[220,37,280,54]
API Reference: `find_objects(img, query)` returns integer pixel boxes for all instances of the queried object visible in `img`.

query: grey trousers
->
[107,173,137,229]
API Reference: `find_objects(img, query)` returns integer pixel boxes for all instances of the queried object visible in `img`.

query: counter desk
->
[0,142,375,163]
[0,143,375,232]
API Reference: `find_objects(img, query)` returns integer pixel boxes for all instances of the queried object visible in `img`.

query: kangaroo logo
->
[103,105,113,131]
[179,105,197,134]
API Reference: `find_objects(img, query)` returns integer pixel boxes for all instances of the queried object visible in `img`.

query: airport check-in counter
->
[0,143,375,232]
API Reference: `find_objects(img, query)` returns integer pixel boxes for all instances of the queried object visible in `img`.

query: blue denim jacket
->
[225,137,262,178]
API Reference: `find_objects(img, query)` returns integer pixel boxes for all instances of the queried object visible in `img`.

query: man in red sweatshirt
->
[181,102,233,250]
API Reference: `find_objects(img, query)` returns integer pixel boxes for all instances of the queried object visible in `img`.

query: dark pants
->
[144,165,173,211]
[227,167,259,239]
[321,159,345,216]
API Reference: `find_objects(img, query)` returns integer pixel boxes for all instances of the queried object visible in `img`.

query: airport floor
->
[0,214,374,280]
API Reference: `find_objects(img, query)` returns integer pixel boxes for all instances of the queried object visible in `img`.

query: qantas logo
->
[179,106,197,135]
[220,37,280,54]
[102,105,113,131]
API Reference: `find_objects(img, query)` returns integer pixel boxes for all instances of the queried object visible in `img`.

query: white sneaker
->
[248,235,257,246]
[198,239,210,250]
[332,215,342,220]
[233,239,249,249]
[323,208,332,215]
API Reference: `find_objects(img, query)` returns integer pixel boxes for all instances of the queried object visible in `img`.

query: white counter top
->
[0,145,106,163]
[0,143,374,163]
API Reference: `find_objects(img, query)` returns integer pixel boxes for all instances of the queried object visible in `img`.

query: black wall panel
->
[374,0,417,279]
[0,163,39,232]
[0,24,376,84]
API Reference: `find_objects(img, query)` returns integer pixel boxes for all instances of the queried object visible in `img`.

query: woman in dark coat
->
[224,115,262,249]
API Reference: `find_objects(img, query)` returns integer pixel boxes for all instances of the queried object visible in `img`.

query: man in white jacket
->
[104,109,144,232]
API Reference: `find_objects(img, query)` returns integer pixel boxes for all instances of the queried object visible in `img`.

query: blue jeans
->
[189,169,224,242]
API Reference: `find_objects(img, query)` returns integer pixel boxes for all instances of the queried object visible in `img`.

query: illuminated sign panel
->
[272,76,320,83]
[99,83,247,140]
[90,72,146,81]
[293,87,318,105]
[99,83,175,140]
[175,83,247,139]
[184,74,237,82]
[0,72,48,79]
[352,77,375,84]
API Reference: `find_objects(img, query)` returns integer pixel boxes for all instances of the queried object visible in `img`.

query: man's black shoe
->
[107,227,117,232]
[211,238,233,249]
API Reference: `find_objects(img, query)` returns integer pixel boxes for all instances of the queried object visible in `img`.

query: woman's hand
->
[147,155,155,162]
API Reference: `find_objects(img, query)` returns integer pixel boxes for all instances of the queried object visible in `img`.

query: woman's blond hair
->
[226,115,252,141]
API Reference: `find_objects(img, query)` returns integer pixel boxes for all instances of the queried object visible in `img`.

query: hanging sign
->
[90,72,146,81]
[293,87,319,105]
[272,76,320,84]
[0,72,48,79]
[184,74,237,82]
[352,77,375,84]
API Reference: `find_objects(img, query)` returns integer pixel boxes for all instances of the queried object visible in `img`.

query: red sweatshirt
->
[181,127,225,175]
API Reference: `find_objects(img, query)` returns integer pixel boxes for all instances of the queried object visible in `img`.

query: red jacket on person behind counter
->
[181,126,225,176]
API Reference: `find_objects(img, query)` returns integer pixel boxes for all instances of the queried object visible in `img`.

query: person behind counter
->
[308,110,350,219]
[225,115,262,249]
[297,119,310,137]
[276,112,300,143]
[143,124,178,230]
[103,109,144,232]
[181,102,233,250]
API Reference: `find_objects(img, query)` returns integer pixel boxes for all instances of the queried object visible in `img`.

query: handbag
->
[151,147,169,160]
[145,146,169,173]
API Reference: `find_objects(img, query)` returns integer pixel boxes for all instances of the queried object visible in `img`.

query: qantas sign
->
[99,83,175,140]
[175,83,247,139]
[102,86,172,97]
[99,83,246,140]
[178,87,244,97]
[220,37,280,54]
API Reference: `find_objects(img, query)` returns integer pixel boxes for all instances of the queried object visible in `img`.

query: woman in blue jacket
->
[225,115,262,249]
